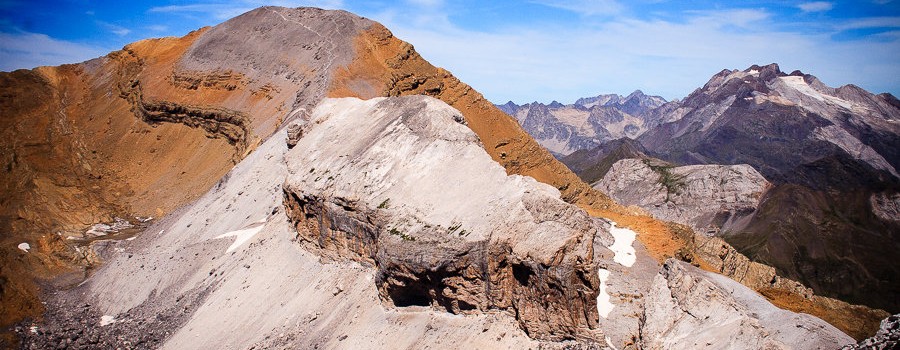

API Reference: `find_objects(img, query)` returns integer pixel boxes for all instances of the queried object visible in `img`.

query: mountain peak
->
[627,89,646,97]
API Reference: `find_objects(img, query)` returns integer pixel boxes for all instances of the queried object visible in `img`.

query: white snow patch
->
[597,268,614,319]
[99,315,115,326]
[605,336,620,350]
[607,221,636,267]
[86,217,133,236]
[17,242,30,252]
[126,236,136,241]
[215,221,267,253]
[29,325,38,334]
[779,76,854,110]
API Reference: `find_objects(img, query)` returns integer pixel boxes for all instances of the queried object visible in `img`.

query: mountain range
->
[532,64,900,316]
[497,90,666,156]
[0,6,896,349]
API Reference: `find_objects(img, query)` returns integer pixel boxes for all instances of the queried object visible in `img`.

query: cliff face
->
[596,158,770,235]
[281,97,604,340]
[642,259,853,349]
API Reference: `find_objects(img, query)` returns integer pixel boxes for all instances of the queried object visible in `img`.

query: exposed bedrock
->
[281,96,605,340]
[642,259,854,349]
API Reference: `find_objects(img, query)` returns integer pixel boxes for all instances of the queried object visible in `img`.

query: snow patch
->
[605,336,620,350]
[597,268,614,319]
[607,221,636,267]
[29,325,38,334]
[99,315,115,326]
[779,76,854,110]
[215,221,267,253]
[17,242,30,252]
[86,217,134,237]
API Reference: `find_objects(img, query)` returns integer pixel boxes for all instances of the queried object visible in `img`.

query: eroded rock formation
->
[281,97,603,340]
[596,158,770,235]
[642,259,853,349]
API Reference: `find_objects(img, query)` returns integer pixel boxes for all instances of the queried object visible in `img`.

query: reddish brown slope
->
[0,7,372,339]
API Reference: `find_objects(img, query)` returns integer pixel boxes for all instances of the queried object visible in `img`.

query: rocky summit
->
[0,5,883,350]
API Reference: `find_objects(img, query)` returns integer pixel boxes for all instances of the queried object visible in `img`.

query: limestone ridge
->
[596,158,770,236]
[282,97,603,340]
[642,259,853,349]
[497,91,667,157]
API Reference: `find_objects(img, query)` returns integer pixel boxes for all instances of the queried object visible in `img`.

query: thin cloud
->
[531,0,623,16]
[0,31,109,71]
[797,2,834,13]
[149,0,344,20]
[376,7,899,103]
[97,21,132,36]
[836,16,900,30]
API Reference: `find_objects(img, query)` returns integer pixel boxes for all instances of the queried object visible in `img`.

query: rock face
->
[642,259,854,349]
[561,137,649,185]
[497,90,666,156]
[281,96,604,340]
[842,314,900,350]
[596,158,770,235]
[638,63,900,312]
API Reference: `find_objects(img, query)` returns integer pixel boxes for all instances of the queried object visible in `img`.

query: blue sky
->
[1,0,898,103]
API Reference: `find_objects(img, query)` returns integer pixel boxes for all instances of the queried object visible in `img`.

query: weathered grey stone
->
[841,314,900,350]
[641,259,854,350]
[595,158,770,235]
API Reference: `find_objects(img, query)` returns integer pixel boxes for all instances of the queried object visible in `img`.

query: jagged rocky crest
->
[497,91,666,157]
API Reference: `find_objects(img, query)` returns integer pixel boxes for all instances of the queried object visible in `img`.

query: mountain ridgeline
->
[517,64,900,314]
[497,90,666,156]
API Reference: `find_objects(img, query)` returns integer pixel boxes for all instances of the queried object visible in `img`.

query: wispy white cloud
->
[147,25,169,32]
[0,31,109,71]
[375,7,900,102]
[530,0,623,16]
[149,0,344,20]
[836,16,900,30]
[684,9,770,29]
[797,2,834,13]
[97,21,131,36]
[406,0,444,8]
